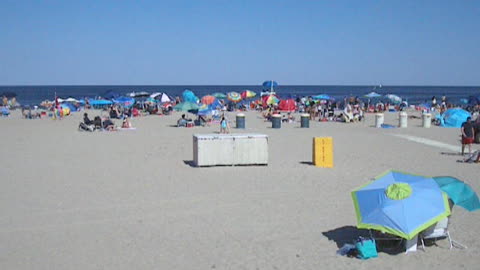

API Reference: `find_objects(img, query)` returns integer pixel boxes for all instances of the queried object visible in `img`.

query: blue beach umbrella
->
[438,108,471,128]
[174,101,199,112]
[262,80,278,91]
[352,170,451,240]
[182,89,199,103]
[433,176,480,212]
[312,94,335,101]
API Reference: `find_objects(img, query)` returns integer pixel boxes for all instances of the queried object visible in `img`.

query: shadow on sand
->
[322,226,405,255]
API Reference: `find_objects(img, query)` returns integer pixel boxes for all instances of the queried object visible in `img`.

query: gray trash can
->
[272,114,281,129]
[399,112,408,128]
[422,113,431,128]
[301,114,310,128]
[375,113,384,128]
[236,113,245,129]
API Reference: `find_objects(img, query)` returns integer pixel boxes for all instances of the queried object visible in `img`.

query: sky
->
[1,0,479,85]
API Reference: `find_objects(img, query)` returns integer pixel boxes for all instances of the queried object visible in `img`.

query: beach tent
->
[438,108,471,128]
[113,96,135,108]
[278,99,296,111]
[352,170,451,240]
[182,89,199,103]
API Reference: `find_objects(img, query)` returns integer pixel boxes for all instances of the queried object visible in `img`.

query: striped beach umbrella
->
[227,92,242,103]
[241,90,256,99]
[262,94,279,105]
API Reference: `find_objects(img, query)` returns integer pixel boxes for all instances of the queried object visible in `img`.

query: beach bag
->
[355,237,378,260]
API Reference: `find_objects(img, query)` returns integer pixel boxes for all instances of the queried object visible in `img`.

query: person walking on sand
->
[461,117,475,156]
[220,116,228,134]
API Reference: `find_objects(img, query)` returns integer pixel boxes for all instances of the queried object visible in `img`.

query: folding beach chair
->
[419,217,467,250]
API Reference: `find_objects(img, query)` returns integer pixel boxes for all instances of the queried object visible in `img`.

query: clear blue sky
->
[1,0,479,85]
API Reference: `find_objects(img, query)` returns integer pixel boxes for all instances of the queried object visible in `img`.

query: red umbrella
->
[201,95,216,105]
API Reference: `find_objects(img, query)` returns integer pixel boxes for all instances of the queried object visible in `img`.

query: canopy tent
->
[278,99,296,111]
[437,108,471,128]
[352,170,451,240]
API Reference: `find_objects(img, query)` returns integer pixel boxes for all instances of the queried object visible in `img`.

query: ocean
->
[1,85,479,106]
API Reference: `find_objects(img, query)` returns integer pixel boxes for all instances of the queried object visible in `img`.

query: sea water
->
[1,85,478,106]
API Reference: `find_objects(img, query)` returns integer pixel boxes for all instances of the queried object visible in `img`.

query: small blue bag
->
[355,237,378,260]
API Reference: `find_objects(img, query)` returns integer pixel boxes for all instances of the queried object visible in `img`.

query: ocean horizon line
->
[1,84,479,88]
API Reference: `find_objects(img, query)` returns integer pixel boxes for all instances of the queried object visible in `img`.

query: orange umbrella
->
[201,95,216,105]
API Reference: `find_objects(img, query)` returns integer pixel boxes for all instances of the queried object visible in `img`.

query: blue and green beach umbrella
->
[352,170,451,240]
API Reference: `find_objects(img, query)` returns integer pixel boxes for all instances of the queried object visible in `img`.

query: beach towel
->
[381,124,396,129]
[464,150,480,163]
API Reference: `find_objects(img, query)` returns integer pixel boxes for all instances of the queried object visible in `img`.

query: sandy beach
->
[1,109,479,269]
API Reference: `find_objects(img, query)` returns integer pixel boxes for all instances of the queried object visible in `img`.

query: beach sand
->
[1,109,479,269]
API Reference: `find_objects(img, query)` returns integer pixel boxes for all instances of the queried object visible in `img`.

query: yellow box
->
[313,137,334,168]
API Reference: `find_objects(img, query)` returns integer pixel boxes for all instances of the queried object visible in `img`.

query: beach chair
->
[419,217,467,250]
[369,230,406,253]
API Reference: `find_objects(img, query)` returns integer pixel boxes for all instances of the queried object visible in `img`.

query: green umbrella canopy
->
[174,101,199,112]
[433,176,480,212]
[212,93,227,99]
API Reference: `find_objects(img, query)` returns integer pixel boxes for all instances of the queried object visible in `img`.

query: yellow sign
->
[313,137,334,168]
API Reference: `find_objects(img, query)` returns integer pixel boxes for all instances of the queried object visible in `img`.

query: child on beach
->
[220,116,229,134]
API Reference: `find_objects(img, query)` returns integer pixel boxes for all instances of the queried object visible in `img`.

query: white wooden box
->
[193,134,268,167]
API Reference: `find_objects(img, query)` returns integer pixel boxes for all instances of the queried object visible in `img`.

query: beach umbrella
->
[212,93,227,99]
[262,80,278,91]
[0,92,17,98]
[352,170,451,240]
[182,89,199,103]
[241,90,256,99]
[433,176,480,212]
[227,92,242,103]
[364,92,382,98]
[151,92,172,103]
[438,108,471,128]
[113,96,135,108]
[262,94,279,105]
[385,94,402,104]
[174,101,199,112]
[201,95,216,105]
[312,94,335,101]
[128,91,150,98]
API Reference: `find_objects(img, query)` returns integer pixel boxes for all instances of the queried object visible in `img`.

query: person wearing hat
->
[461,117,475,156]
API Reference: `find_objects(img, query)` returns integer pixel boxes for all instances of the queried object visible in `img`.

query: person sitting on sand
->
[122,117,132,128]
[177,114,188,127]
[83,113,93,125]
[102,116,116,131]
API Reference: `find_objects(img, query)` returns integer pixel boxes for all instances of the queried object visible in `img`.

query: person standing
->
[461,117,475,156]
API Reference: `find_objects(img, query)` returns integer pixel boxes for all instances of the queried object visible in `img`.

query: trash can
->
[422,113,431,128]
[301,114,310,128]
[236,113,245,129]
[272,114,281,129]
[375,113,384,128]
[399,112,408,128]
